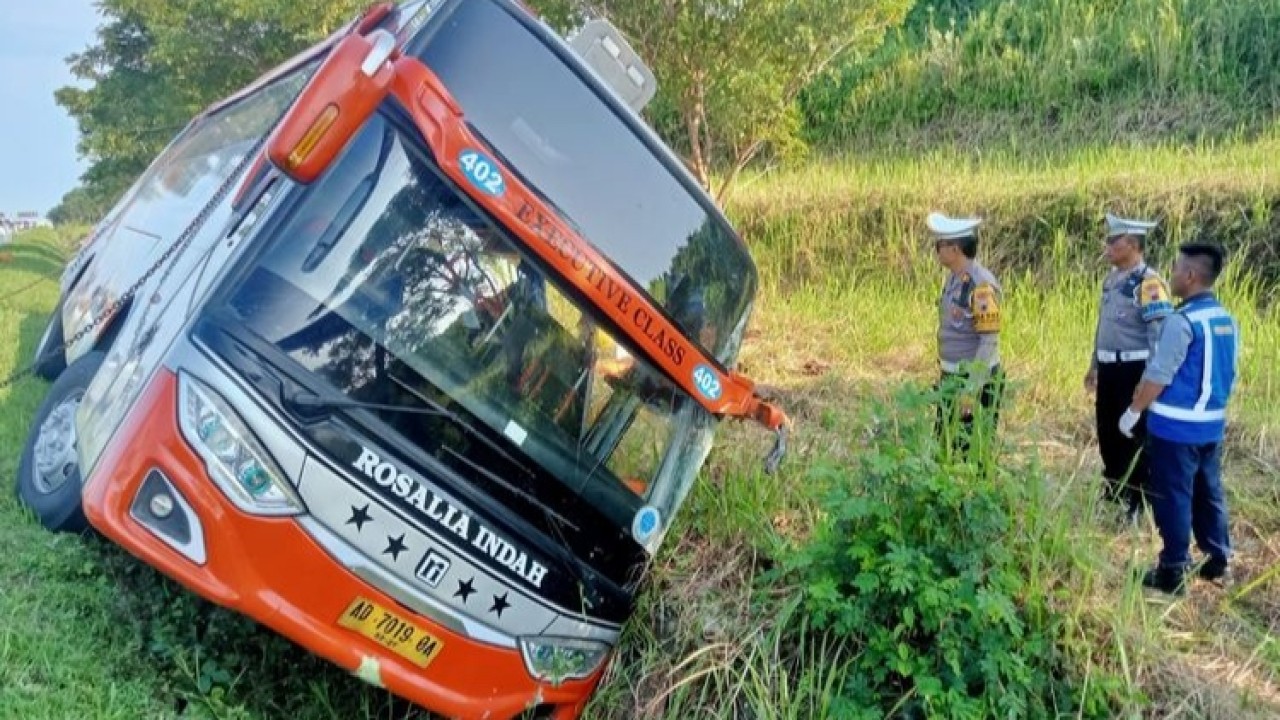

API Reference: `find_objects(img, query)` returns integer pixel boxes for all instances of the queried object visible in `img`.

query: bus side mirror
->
[267,28,398,184]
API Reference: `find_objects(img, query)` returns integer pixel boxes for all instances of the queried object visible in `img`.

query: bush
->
[775,382,1119,718]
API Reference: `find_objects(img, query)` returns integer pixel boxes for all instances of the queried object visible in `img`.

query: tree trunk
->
[683,79,711,190]
[714,138,765,207]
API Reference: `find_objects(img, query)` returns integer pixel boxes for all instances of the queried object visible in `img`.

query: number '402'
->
[459,150,505,196]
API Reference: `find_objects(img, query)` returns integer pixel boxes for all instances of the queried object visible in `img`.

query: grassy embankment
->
[581,140,1280,719]
[799,0,1280,157]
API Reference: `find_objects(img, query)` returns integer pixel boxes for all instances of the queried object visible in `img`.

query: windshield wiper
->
[286,390,458,418]
[285,388,531,473]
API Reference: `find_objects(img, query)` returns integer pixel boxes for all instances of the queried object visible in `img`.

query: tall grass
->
[583,262,1280,716]
[801,0,1280,152]
[728,135,1280,294]
[725,153,1280,440]
[579,149,1280,718]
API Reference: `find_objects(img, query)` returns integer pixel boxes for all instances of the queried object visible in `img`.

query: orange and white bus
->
[18,2,787,717]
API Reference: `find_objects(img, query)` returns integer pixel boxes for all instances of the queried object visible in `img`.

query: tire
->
[16,351,107,534]
[32,299,68,381]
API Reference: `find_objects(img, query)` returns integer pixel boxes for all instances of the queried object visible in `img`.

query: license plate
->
[337,596,444,668]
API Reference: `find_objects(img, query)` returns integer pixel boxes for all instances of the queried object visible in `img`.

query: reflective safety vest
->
[1148,294,1239,444]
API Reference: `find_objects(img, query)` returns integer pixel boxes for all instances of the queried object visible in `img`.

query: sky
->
[0,1,103,216]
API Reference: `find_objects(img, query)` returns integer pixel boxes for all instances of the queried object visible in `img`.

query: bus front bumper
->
[80,368,601,720]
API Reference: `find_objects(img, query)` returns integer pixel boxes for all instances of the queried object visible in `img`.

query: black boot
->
[1142,565,1188,596]
[1198,557,1231,585]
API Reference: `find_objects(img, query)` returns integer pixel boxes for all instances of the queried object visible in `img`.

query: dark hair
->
[955,235,978,259]
[1178,242,1226,285]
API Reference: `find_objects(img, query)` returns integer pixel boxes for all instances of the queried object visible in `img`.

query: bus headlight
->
[177,371,303,516]
[518,636,611,685]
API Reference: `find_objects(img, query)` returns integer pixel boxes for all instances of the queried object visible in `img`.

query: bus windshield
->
[222,112,714,540]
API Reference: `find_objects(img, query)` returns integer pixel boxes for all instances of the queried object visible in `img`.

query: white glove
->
[1119,408,1141,438]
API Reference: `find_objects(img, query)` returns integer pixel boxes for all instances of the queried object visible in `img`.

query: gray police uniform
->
[1091,262,1172,511]
[937,258,1004,447]
[939,259,1002,373]
[1092,263,1169,365]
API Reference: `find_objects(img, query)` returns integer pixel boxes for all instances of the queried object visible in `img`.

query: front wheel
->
[16,351,106,533]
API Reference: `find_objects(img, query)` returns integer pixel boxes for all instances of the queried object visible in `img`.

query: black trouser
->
[1095,359,1148,512]
[936,365,1005,459]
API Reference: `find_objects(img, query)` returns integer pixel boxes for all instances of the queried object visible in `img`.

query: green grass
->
[0,231,172,719]
[3,133,1280,720]
[728,131,1280,292]
[582,136,1280,715]
[800,0,1280,154]
[577,266,1279,717]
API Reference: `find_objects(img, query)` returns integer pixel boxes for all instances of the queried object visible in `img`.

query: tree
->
[53,8,179,220]
[531,0,914,204]
[48,185,115,226]
[54,0,367,222]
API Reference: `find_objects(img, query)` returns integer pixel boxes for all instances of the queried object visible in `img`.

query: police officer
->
[1120,243,1238,594]
[928,212,1004,458]
[1085,213,1173,524]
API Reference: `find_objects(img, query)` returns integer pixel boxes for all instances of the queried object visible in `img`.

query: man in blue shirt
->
[1119,243,1239,595]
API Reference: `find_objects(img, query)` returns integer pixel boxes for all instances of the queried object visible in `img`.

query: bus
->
[17,2,788,717]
